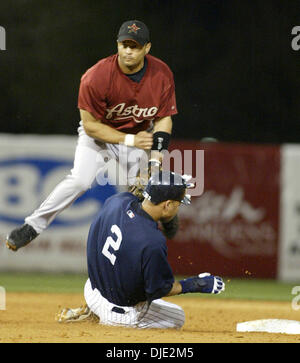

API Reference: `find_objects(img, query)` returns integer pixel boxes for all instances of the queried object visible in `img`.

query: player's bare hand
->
[134,131,153,150]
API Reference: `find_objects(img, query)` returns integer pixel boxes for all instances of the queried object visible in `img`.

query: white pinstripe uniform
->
[84,278,185,329]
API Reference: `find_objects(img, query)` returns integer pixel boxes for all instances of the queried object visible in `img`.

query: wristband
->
[148,158,162,168]
[151,131,171,152]
[179,276,207,294]
[179,273,225,294]
[124,134,135,147]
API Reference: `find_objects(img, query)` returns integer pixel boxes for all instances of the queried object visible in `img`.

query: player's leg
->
[126,145,150,186]
[84,279,184,329]
[137,298,185,329]
[6,123,108,251]
[25,135,102,232]
[115,144,150,196]
[102,143,149,195]
[84,278,145,327]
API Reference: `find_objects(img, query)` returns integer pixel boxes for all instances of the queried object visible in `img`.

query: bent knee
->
[166,305,185,329]
[174,308,185,329]
[66,174,93,192]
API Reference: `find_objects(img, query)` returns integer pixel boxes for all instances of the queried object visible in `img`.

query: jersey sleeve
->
[156,78,177,119]
[142,239,174,302]
[77,69,108,120]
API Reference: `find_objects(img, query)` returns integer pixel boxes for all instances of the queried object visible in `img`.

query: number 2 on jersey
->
[101,224,122,265]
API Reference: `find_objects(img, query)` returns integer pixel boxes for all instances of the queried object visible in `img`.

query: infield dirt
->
[0,292,300,343]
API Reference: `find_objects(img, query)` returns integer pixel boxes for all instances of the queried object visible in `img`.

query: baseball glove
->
[129,159,162,201]
[160,214,179,239]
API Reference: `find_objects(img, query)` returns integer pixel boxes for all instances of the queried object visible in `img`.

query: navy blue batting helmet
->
[143,170,192,205]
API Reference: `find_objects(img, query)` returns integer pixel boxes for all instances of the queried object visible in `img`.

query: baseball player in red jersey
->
[6,20,178,251]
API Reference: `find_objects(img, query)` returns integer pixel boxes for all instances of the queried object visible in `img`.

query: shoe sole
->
[58,314,94,323]
[6,239,18,251]
[55,307,99,323]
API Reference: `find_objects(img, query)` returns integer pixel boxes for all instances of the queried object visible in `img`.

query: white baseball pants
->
[84,279,185,329]
[25,121,147,234]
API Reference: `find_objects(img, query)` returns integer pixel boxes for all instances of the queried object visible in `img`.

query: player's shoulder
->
[80,54,117,83]
[146,54,174,77]
[123,196,165,240]
[91,54,117,72]
[142,229,167,257]
[104,192,138,206]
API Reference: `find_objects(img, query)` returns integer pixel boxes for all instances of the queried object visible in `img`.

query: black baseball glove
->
[160,215,179,239]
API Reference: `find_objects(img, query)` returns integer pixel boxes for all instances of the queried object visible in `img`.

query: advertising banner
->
[278,145,300,281]
[0,135,289,279]
[167,141,280,278]
[0,134,117,272]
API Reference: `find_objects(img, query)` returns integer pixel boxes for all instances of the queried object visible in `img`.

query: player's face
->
[161,200,181,221]
[117,40,151,73]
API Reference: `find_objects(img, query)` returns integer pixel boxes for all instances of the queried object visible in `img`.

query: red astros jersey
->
[78,54,177,134]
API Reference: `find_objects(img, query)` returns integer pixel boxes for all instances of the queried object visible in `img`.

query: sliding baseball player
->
[56,171,225,328]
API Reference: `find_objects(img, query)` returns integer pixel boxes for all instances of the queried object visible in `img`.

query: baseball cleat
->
[6,224,39,251]
[55,304,99,323]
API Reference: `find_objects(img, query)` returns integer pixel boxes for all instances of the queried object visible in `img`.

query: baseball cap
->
[143,171,193,205]
[117,20,150,46]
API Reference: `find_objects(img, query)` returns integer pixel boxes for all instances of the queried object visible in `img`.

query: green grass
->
[0,272,299,302]
[0,272,88,293]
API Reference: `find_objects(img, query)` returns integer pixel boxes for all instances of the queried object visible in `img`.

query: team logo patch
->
[127,210,135,219]
[106,103,158,123]
[128,23,140,34]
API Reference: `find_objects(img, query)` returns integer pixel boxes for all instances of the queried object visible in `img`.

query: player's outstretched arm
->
[165,273,225,297]
[80,109,153,149]
[150,116,173,163]
[165,281,183,296]
[153,116,172,134]
[81,109,128,144]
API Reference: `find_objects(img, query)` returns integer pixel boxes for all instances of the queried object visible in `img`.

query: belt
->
[112,306,125,314]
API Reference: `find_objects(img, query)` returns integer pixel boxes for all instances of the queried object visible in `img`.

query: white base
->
[236,319,300,335]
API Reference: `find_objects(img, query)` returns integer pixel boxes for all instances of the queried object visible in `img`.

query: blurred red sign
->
[167,141,280,278]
